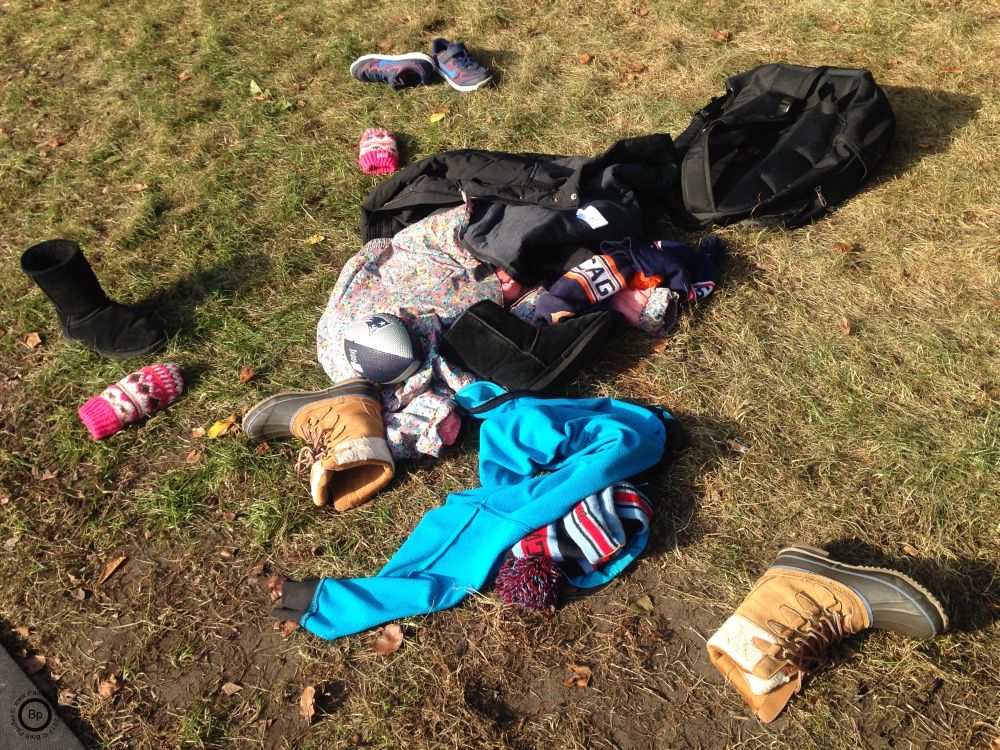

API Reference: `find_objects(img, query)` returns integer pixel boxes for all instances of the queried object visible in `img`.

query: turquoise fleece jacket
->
[295,382,669,640]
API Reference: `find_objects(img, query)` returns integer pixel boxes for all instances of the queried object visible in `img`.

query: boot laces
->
[766,591,856,680]
[294,409,347,475]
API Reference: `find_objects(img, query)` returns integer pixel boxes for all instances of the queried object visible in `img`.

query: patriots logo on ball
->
[364,316,391,332]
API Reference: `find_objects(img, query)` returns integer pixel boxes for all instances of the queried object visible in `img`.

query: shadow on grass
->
[140,252,273,340]
[819,538,1000,633]
[0,620,98,748]
[462,48,517,88]
[879,86,982,175]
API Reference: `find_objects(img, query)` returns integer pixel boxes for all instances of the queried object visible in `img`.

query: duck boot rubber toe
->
[290,392,393,511]
[21,239,165,359]
[243,378,379,441]
[706,545,947,723]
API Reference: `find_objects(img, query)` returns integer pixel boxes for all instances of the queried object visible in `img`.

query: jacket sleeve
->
[296,392,666,640]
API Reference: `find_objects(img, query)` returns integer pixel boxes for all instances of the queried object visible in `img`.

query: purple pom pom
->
[495,554,564,611]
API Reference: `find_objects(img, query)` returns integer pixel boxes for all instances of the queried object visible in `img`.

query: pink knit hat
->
[78,363,184,440]
[358,128,399,175]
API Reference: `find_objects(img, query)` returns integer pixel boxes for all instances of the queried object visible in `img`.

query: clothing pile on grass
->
[16,56,950,728]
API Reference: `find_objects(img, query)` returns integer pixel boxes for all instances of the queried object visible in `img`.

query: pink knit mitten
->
[358,128,399,175]
[78,363,184,440]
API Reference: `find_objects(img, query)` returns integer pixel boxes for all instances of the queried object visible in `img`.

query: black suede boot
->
[20,240,166,360]
[441,300,614,392]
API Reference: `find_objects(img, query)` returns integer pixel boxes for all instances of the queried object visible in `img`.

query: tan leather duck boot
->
[290,392,394,511]
[707,545,948,723]
[244,378,393,511]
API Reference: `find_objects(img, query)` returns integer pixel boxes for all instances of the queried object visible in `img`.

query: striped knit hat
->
[78,363,184,440]
[509,481,653,585]
[358,128,399,175]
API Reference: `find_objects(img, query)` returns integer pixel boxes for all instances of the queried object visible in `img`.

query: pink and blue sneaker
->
[431,38,494,92]
[349,52,439,90]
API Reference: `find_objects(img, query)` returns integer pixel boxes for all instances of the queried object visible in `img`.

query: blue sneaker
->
[431,38,494,92]
[349,52,439,89]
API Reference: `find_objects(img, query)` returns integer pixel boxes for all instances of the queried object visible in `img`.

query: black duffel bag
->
[672,63,895,228]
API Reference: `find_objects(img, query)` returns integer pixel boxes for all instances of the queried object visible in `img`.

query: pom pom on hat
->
[359,128,399,175]
[495,554,564,611]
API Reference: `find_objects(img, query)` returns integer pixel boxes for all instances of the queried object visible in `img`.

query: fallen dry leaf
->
[832,241,859,253]
[222,511,237,522]
[710,29,734,42]
[14,626,29,639]
[265,574,284,602]
[377,40,392,52]
[726,437,749,454]
[191,426,206,439]
[220,681,242,696]
[277,619,300,637]
[563,662,592,688]
[373,623,404,655]
[239,366,255,384]
[839,316,852,336]
[207,413,239,438]
[42,135,66,148]
[901,543,920,556]
[299,685,316,723]
[274,12,286,20]
[991,736,1000,750]
[98,673,122,699]
[218,547,237,559]
[253,442,270,456]
[178,71,193,82]
[70,587,87,601]
[631,594,654,613]
[125,182,148,193]
[58,689,77,706]
[635,6,650,17]
[22,332,43,349]
[940,65,962,74]
[96,555,127,587]
[249,79,264,96]
[651,337,669,353]
[578,52,592,64]
[185,449,201,464]
[246,563,265,579]
[429,109,449,123]
[304,234,325,245]
[23,655,46,675]
[624,61,646,74]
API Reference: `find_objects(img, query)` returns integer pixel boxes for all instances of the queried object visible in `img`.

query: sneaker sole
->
[243,378,378,441]
[349,52,436,79]
[437,71,493,92]
[774,545,949,636]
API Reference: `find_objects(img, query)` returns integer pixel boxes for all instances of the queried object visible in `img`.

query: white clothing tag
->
[575,204,609,229]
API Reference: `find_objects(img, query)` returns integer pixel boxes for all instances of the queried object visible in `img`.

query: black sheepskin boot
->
[20,239,165,360]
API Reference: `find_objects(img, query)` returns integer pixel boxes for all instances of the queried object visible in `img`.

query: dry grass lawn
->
[0,0,998,748]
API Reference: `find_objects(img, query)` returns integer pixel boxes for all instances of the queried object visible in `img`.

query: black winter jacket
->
[361,134,681,284]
